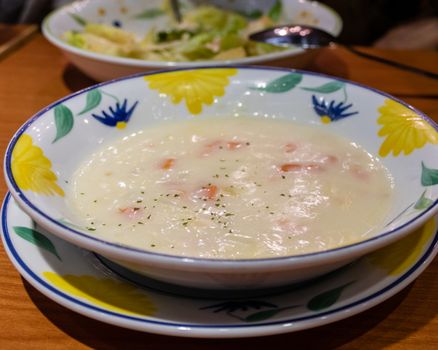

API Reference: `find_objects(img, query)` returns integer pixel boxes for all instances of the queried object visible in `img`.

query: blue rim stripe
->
[2,192,438,329]
[4,66,438,263]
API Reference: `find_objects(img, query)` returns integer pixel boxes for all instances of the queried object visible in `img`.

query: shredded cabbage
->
[63,4,286,62]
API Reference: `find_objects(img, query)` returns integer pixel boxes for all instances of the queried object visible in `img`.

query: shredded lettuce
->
[184,6,247,33]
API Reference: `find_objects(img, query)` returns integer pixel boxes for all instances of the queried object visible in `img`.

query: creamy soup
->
[68,117,393,259]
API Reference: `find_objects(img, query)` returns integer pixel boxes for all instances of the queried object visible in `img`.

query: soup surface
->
[68,117,393,259]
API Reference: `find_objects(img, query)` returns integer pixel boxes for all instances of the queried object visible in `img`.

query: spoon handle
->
[345,46,438,80]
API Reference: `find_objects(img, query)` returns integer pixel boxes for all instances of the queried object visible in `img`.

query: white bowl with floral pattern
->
[4,67,438,291]
[42,0,342,81]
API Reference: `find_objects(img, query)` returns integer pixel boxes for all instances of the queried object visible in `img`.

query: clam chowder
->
[68,117,393,259]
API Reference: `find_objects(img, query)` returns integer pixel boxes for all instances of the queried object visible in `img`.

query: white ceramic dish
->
[4,67,438,291]
[42,0,342,81]
[2,193,437,338]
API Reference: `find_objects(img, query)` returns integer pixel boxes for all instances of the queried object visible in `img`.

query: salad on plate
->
[63,1,287,62]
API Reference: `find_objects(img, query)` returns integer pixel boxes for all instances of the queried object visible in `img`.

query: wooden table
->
[0,24,37,59]
[0,33,437,349]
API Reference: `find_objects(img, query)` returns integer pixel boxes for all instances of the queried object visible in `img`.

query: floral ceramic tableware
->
[4,67,438,290]
[2,194,437,337]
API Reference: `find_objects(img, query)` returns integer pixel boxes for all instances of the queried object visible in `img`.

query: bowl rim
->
[41,0,343,68]
[4,65,438,267]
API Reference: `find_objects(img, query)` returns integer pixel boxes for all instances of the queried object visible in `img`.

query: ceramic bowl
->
[4,67,438,291]
[42,0,342,81]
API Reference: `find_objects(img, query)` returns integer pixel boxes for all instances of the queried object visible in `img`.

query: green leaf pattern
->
[409,161,438,212]
[253,73,303,93]
[301,81,345,93]
[414,190,433,210]
[13,226,61,260]
[50,89,117,140]
[53,104,74,143]
[244,306,298,322]
[388,162,437,224]
[421,162,438,186]
[78,89,102,115]
[307,282,353,311]
[253,75,349,99]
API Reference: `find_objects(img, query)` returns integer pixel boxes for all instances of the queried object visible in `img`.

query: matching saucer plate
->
[2,193,437,338]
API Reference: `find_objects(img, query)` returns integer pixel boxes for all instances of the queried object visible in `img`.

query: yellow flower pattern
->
[43,272,157,316]
[144,68,237,114]
[377,99,438,157]
[367,217,436,276]
[11,134,64,196]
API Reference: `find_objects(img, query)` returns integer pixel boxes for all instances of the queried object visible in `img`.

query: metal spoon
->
[250,25,438,80]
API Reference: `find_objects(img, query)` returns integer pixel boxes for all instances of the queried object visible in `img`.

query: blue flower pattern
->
[92,99,138,129]
[312,95,358,123]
